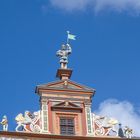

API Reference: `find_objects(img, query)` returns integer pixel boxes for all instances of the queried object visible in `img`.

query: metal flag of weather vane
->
[66,31,76,44]
[56,31,76,69]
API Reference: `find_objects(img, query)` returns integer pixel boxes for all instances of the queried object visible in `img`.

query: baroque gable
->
[36,80,95,93]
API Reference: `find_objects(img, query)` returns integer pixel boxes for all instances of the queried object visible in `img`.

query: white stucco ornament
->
[15,111,41,133]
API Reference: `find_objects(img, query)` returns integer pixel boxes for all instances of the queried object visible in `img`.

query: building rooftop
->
[0,131,139,140]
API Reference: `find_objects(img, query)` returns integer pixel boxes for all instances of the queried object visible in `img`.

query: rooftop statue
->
[56,31,76,69]
[0,115,8,131]
[56,44,72,69]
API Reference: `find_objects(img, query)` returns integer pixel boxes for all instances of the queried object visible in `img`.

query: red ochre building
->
[0,43,139,140]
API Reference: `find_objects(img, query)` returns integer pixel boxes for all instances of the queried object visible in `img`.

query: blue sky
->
[0,0,140,135]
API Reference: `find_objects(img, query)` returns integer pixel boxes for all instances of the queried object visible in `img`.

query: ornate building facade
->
[0,40,138,140]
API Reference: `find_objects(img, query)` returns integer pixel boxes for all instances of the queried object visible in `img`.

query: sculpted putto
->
[0,115,8,131]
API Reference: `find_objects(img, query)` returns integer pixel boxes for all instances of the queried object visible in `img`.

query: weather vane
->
[56,31,76,69]
[66,31,76,44]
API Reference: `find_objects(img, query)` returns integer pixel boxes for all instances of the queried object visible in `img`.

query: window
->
[60,117,75,135]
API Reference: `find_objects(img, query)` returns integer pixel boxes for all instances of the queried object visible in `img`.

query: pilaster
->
[85,104,94,136]
[40,97,49,133]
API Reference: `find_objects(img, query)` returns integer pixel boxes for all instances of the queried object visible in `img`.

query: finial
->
[118,123,124,137]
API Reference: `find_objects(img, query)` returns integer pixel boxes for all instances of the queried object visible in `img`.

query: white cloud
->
[94,0,140,14]
[95,99,140,137]
[49,0,140,15]
[50,0,91,12]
